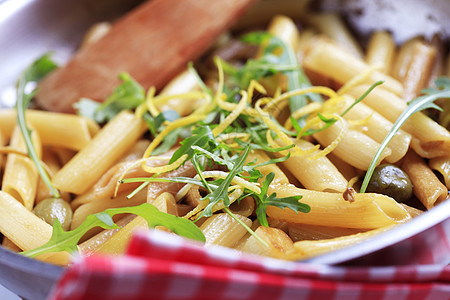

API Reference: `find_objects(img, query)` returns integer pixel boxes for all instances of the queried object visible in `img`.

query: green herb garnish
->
[16,54,59,198]
[241,32,321,112]
[254,172,309,227]
[74,72,145,123]
[21,203,205,258]
[360,77,450,193]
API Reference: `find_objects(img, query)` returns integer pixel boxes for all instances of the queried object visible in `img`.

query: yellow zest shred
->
[265,130,289,156]
[143,114,206,158]
[348,113,374,127]
[284,102,322,130]
[347,175,360,190]
[201,171,261,194]
[152,91,208,107]
[265,86,338,113]
[337,64,382,95]
[216,132,251,147]
[142,154,188,174]
[183,187,244,220]
[0,146,27,157]
[113,158,148,198]
[212,91,248,137]
[213,56,225,106]
[255,99,314,157]
[145,86,159,117]
[308,114,348,160]
[247,80,267,102]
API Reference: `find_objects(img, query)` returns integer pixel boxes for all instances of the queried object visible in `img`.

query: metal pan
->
[0,0,449,299]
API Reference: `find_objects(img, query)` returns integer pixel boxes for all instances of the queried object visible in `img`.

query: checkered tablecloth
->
[49,230,450,300]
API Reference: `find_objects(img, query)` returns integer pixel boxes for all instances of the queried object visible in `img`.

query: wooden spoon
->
[36,0,258,113]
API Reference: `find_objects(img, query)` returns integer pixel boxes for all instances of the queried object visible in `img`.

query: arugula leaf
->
[16,54,60,198]
[299,113,337,137]
[74,72,145,123]
[197,146,251,219]
[360,77,450,193]
[253,173,310,226]
[170,126,216,164]
[144,110,180,136]
[242,32,321,112]
[21,203,205,258]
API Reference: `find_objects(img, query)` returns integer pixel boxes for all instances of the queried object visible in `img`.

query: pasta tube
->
[306,13,363,58]
[2,126,41,210]
[239,226,294,258]
[340,94,411,163]
[402,151,448,209]
[402,41,436,102]
[0,191,52,251]
[53,110,147,194]
[285,226,393,260]
[200,213,251,247]
[365,31,396,75]
[347,85,450,158]
[313,118,392,170]
[288,223,364,242]
[0,109,99,151]
[391,37,423,82]
[280,139,348,192]
[246,150,289,185]
[429,156,450,189]
[303,39,403,96]
[266,184,411,229]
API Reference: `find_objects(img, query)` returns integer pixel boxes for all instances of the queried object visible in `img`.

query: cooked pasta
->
[1,8,450,266]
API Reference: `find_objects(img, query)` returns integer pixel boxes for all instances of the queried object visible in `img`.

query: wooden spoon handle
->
[36,0,257,113]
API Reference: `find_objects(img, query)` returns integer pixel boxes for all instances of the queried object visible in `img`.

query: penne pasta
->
[402,41,436,102]
[267,14,300,53]
[339,94,411,163]
[2,126,41,210]
[266,184,411,229]
[347,85,450,158]
[200,213,251,247]
[288,222,365,242]
[402,150,448,209]
[53,110,148,194]
[0,129,4,170]
[365,31,396,75]
[0,191,52,251]
[429,156,450,189]
[156,70,203,116]
[239,226,294,258]
[303,38,403,96]
[280,139,348,192]
[306,13,364,59]
[246,149,289,185]
[0,109,99,151]
[313,118,392,170]
[391,37,423,82]
[326,152,359,181]
[35,148,71,204]
[79,214,135,255]
[70,189,146,230]
[90,216,148,256]
[228,196,255,218]
[285,226,393,260]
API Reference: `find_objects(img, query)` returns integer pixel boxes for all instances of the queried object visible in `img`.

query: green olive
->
[366,164,413,203]
[33,198,73,230]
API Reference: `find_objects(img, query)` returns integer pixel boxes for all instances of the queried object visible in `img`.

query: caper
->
[33,198,73,230]
[366,164,413,203]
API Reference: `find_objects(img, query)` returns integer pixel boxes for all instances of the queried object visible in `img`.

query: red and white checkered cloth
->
[49,230,450,300]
